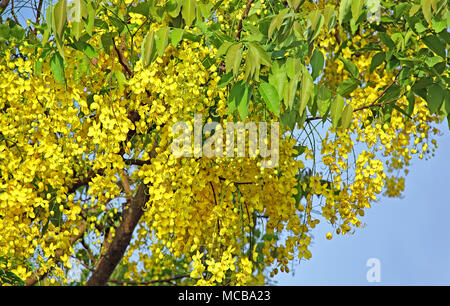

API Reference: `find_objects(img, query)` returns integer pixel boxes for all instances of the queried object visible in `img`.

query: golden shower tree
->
[0,0,448,285]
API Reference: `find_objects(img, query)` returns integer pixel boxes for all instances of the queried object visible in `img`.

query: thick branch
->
[86,183,149,286]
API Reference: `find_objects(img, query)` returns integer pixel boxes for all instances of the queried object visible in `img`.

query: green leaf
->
[409,4,421,16]
[48,200,63,227]
[393,2,410,20]
[292,145,306,157]
[280,107,298,130]
[284,74,299,110]
[341,103,353,129]
[432,18,447,33]
[393,104,412,119]
[247,42,271,66]
[286,57,302,80]
[155,26,169,57]
[100,32,114,54]
[259,81,280,116]
[268,8,289,39]
[225,43,243,77]
[337,78,360,96]
[170,28,184,47]
[370,52,385,73]
[86,2,95,36]
[166,0,182,18]
[339,56,359,78]
[216,41,233,57]
[50,52,65,85]
[422,34,446,58]
[414,22,428,33]
[74,41,97,58]
[310,48,324,80]
[0,24,10,41]
[269,70,287,103]
[378,84,401,104]
[181,0,196,27]
[422,0,433,24]
[407,91,415,116]
[351,0,364,23]
[53,0,67,38]
[324,5,337,32]
[228,82,245,114]
[426,84,444,113]
[71,21,83,40]
[129,2,150,16]
[379,32,395,50]
[339,0,352,25]
[317,86,331,117]
[109,16,125,34]
[308,10,325,41]
[142,30,156,66]
[238,85,252,121]
[299,68,313,115]
[425,56,441,67]
[287,0,303,10]
[217,72,234,88]
[331,94,345,128]
[10,25,25,42]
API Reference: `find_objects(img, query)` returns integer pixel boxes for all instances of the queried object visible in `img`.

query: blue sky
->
[275,127,450,285]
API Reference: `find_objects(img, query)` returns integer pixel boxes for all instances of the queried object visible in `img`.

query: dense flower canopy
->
[0,0,448,285]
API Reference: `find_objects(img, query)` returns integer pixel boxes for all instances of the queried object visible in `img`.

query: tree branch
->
[86,183,150,286]
[218,176,254,185]
[68,169,104,194]
[10,0,19,24]
[0,0,9,10]
[235,0,255,40]
[124,158,152,166]
[33,0,43,33]
[25,221,88,286]
[305,70,402,123]
[112,35,133,78]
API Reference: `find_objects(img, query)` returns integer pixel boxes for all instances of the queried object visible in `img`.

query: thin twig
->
[305,69,402,123]
[112,36,133,78]
[218,176,254,185]
[33,0,43,33]
[10,0,19,24]
[210,181,218,206]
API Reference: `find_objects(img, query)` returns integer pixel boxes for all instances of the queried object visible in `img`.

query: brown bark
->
[235,0,255,40]
[0,0,9,10]
[86,183,149,286]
